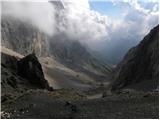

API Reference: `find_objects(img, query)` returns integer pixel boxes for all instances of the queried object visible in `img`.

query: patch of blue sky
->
[89,1,127,19]
[89,0,158,19]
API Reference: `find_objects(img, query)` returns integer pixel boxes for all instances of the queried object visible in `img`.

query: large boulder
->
[17,53,52,90]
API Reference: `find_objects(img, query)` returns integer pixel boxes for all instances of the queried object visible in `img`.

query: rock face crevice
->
[112,25,159,91]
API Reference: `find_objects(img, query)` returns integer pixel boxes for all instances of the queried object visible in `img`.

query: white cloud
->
[1,1,56,36]
[111,0,159,40]
[95,0,159,63]
[1,0,159,63]
[55,0,110,44]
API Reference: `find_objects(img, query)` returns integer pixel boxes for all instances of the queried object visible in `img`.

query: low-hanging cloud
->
[56,0,111,44]
[1,0,110,43]
[1,0,159,64]
[1,1,56,36]
[94,0,158,64]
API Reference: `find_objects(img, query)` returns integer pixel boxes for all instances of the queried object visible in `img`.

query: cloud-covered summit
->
[1,0,159,64]
[1,1,56,36]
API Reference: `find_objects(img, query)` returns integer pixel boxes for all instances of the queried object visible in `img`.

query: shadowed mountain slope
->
[112,25,159,91]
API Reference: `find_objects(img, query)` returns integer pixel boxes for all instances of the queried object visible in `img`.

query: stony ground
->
[1,89,159,119]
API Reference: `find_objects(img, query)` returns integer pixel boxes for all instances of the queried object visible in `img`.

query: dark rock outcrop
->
[17,53,52,90]
[1,52,18,71]
[112,25,159,91]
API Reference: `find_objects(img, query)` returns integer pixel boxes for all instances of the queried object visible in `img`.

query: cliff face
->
[1,16,89,65]
[1,16,49,57]
[112,25,159,91]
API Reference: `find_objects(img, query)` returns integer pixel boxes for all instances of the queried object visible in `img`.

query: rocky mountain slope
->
[1,1,158,118]
[1,1,113,91]
[1,43,159,119]
[1,16,49,57]
[112,25,159,91]
[1,15,112,91]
